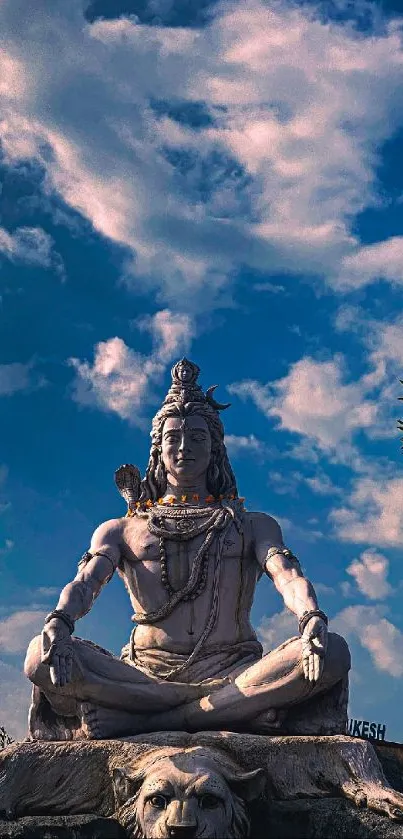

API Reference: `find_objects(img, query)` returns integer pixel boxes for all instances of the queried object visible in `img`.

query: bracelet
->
[298,609,328,635]
[44,609,75,635]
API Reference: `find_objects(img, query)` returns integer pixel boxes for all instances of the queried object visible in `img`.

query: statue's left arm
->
[250,512,328,684]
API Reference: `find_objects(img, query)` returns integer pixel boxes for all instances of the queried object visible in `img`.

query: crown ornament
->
[165,358,231,411]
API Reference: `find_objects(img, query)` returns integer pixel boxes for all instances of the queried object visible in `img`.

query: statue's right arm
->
[42,518,123,687]
[53,517,123,622]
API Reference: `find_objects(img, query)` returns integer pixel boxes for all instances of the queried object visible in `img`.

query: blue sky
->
[1,0,403,741]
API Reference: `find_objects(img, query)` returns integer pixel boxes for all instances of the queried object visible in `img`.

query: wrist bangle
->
[44,609,75,635]
[299,609,328,635]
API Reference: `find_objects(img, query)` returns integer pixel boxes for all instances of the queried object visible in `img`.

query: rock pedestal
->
[1,733,403,838]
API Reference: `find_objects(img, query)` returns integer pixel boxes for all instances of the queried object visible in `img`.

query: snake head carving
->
[114,464,141,512]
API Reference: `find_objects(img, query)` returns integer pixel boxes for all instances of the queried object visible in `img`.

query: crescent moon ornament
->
[205,385,231,411]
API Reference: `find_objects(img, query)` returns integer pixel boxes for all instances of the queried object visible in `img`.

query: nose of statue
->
[178,436,190,454]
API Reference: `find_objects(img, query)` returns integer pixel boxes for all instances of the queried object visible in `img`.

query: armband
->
[266,546,300,566]
[77,550,93,572]
[77,550,116,577]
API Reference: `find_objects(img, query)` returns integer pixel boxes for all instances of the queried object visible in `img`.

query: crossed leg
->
[137,632,351,733]
[24,632,350,739]
[24,634,229,738]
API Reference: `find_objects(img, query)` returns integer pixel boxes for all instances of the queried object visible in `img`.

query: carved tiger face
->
[112,747,265,838]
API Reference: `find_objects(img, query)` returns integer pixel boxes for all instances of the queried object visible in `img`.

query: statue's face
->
[161,416,212,486]
[177,362,193,383]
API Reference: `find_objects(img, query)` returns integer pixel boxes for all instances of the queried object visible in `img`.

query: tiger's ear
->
[112,766,145,806]
[224,767,266,802]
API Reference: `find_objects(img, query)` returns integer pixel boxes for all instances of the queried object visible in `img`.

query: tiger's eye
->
[149,794,167,809]
[199,794,221,809]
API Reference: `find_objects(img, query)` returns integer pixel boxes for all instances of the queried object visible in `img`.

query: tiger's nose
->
[167,825,198,838]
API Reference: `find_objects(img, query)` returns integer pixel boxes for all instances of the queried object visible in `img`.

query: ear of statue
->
[224,767,266,802]
[112,766,144,806]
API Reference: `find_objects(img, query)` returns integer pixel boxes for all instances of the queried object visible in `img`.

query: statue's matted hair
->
[139,359,238,502]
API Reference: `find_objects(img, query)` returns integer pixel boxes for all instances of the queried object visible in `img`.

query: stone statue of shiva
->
[24,359,350,740]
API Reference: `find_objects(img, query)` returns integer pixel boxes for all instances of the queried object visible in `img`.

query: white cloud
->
[230,355,377,450]
[137,309,193,358]
[333,308,403,440]
[1,0,403,301]
[224,433,263,454]
[346,549,392,600]
[0,360,44,396]
[0,660,32,741]
[256,608,298,653]
[0,226,64,276]
[304,471,343,496]
[268,469,304,496]
[335,307,403,390]
[0,610,46,654]
[230,304,403,461]
[330,477,403,547]
[69,309,192,422]
[334,605,403,678]
[252,281,286,294]
[336,236,403,291]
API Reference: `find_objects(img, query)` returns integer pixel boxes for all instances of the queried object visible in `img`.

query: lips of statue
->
[161,416,212,487]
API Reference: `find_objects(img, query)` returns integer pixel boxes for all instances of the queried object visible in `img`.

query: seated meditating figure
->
[24,359,350,740]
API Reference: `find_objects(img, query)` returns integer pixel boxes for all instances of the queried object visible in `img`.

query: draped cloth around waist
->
[120,637,263,683]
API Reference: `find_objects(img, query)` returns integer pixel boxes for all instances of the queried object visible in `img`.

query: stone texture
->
[0,815,125,838]
[1,733,403,838]
[1,800,403,839]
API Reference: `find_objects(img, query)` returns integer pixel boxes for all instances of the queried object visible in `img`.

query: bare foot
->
[245,708,287,734]
[80,703,146,739]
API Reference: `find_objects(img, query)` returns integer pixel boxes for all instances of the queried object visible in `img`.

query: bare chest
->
[119,512,259,648]
[122,515,243,566]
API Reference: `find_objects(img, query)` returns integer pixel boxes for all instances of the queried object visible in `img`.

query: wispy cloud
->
[0,539,14,556]
[334,307,403,437]
[252,282,286,294]
[0,610,46,654]
[230,304,403,463]
[1,0,403,302]
[0,225,64,277]
[0,361,45,396]
[346,549,392,600]
[336,237,403,291]
[257,608,298,653]
[304,471,343,497]
[224,433,264,455]
[69,309,192,422]
[334,605,403,678]
[0,659,31,741]
[229,356,377,451]
[330,477,403,547]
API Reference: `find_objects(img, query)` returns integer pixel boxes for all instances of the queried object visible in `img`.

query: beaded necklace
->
[133,504,230,623]
[130,500,243,680]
